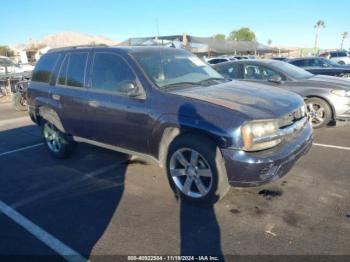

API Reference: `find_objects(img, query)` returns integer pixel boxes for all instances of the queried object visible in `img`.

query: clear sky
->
[2,0,350,49]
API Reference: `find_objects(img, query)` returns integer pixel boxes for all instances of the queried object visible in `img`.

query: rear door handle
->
[52,94,60,101]
[88,101,99,108]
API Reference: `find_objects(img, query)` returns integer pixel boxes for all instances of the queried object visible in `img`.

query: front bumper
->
[329,95,350,121]
[221,121,313,187]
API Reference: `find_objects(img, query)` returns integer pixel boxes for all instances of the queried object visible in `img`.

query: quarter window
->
[32,53,60,83]
[91,53,136,93]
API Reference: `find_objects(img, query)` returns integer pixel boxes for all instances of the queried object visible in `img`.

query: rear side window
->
[290,60,306,67]
[330,52,337,58]
[32,53,60,83]
[57,52,88,88]
[307,59,321,67]
[91,53,136,93]
[216,63,240,79]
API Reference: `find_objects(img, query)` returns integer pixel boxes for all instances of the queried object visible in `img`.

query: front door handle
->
[88,101,99,108]
[52,94,60,101]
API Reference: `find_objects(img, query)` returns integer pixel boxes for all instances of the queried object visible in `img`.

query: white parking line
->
[0,200,86,262]
[0,143,44,157]
[11,164,117,209]
[314,143,350,151]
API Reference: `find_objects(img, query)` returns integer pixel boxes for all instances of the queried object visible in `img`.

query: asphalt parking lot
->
[0,102,349,260]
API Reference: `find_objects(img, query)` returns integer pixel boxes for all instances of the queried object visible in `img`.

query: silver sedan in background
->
[213,60,350,128]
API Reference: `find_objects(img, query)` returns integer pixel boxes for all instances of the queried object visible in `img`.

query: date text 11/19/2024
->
[127,255,220,261]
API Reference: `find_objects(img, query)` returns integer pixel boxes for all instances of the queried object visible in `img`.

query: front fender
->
[149,113,234,162]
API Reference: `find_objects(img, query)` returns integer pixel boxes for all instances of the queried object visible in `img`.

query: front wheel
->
[166,134,230,204]
[12,92,27,111]
[306,97,332,128]
[41,121,75,158]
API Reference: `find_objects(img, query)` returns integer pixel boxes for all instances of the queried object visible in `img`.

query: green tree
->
[314,20,325,49]
[228,27,256,41]
[0,46,14,57]
[214,34,226,41]
[267,39,272,46]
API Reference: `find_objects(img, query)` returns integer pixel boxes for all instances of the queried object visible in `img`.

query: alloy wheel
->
[307,102,325,128]
[169,148,213,198]
[43,122,65,153]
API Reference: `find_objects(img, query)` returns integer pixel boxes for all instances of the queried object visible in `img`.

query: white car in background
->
[324,51,350,65]
[0,56,34,75]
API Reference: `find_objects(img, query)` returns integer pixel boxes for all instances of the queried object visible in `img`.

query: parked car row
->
[28,46,312,204]
[289,57,350,78]
[212,59,350,128]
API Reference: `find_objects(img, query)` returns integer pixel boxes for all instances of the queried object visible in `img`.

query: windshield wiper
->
[196,77,226,84]
[161,78,227,90]
[161,82,201,89]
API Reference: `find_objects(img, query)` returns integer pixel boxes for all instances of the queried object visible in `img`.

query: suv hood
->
[301,75,350,90]
[170,80,304,120]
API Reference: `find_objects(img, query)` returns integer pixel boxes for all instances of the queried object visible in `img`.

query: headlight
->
[331,90,350,97]
[241,120,281,151]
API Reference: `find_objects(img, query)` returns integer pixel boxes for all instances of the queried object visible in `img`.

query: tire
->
[338,61,345,65]
[306,97,332,128]
[166,134,230,205]
[12,92,27,111]
[41,120,75,159]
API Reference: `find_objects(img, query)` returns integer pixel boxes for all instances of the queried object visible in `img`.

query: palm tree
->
[341,32,349,50]
[314,20,325,49]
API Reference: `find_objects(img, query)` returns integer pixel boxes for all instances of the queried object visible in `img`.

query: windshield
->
[131,49,224,89]
[273,61,313,79]
[321,58,343,67]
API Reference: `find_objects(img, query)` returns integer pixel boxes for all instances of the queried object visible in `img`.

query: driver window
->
[91,53,136,93]
[243,64,284,80]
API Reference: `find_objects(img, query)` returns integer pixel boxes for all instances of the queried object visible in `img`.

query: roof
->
[288,57,320,61]
[47,45,186,55]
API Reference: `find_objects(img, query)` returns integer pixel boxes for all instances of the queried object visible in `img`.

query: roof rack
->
[48,44,109,52]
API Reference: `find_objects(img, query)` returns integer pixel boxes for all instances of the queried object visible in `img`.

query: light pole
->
[341,32,349,50]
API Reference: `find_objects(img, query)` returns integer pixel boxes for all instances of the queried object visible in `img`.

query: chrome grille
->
[279,106,306,128]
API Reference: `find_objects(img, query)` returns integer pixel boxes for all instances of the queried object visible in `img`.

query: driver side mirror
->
[268,75,283,84]
[119,80,143,97]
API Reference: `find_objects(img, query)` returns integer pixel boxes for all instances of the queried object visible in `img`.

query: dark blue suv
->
[28,46,313,203]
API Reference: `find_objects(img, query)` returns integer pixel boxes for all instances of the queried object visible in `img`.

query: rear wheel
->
[306,97,332,128]
[166,134,230,204]
[41,121,75,158]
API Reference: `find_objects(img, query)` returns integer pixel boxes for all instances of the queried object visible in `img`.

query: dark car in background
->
[289,57,350,78]
[28,46,312,204]
[271,57,289,62]
[213,59,350,128]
